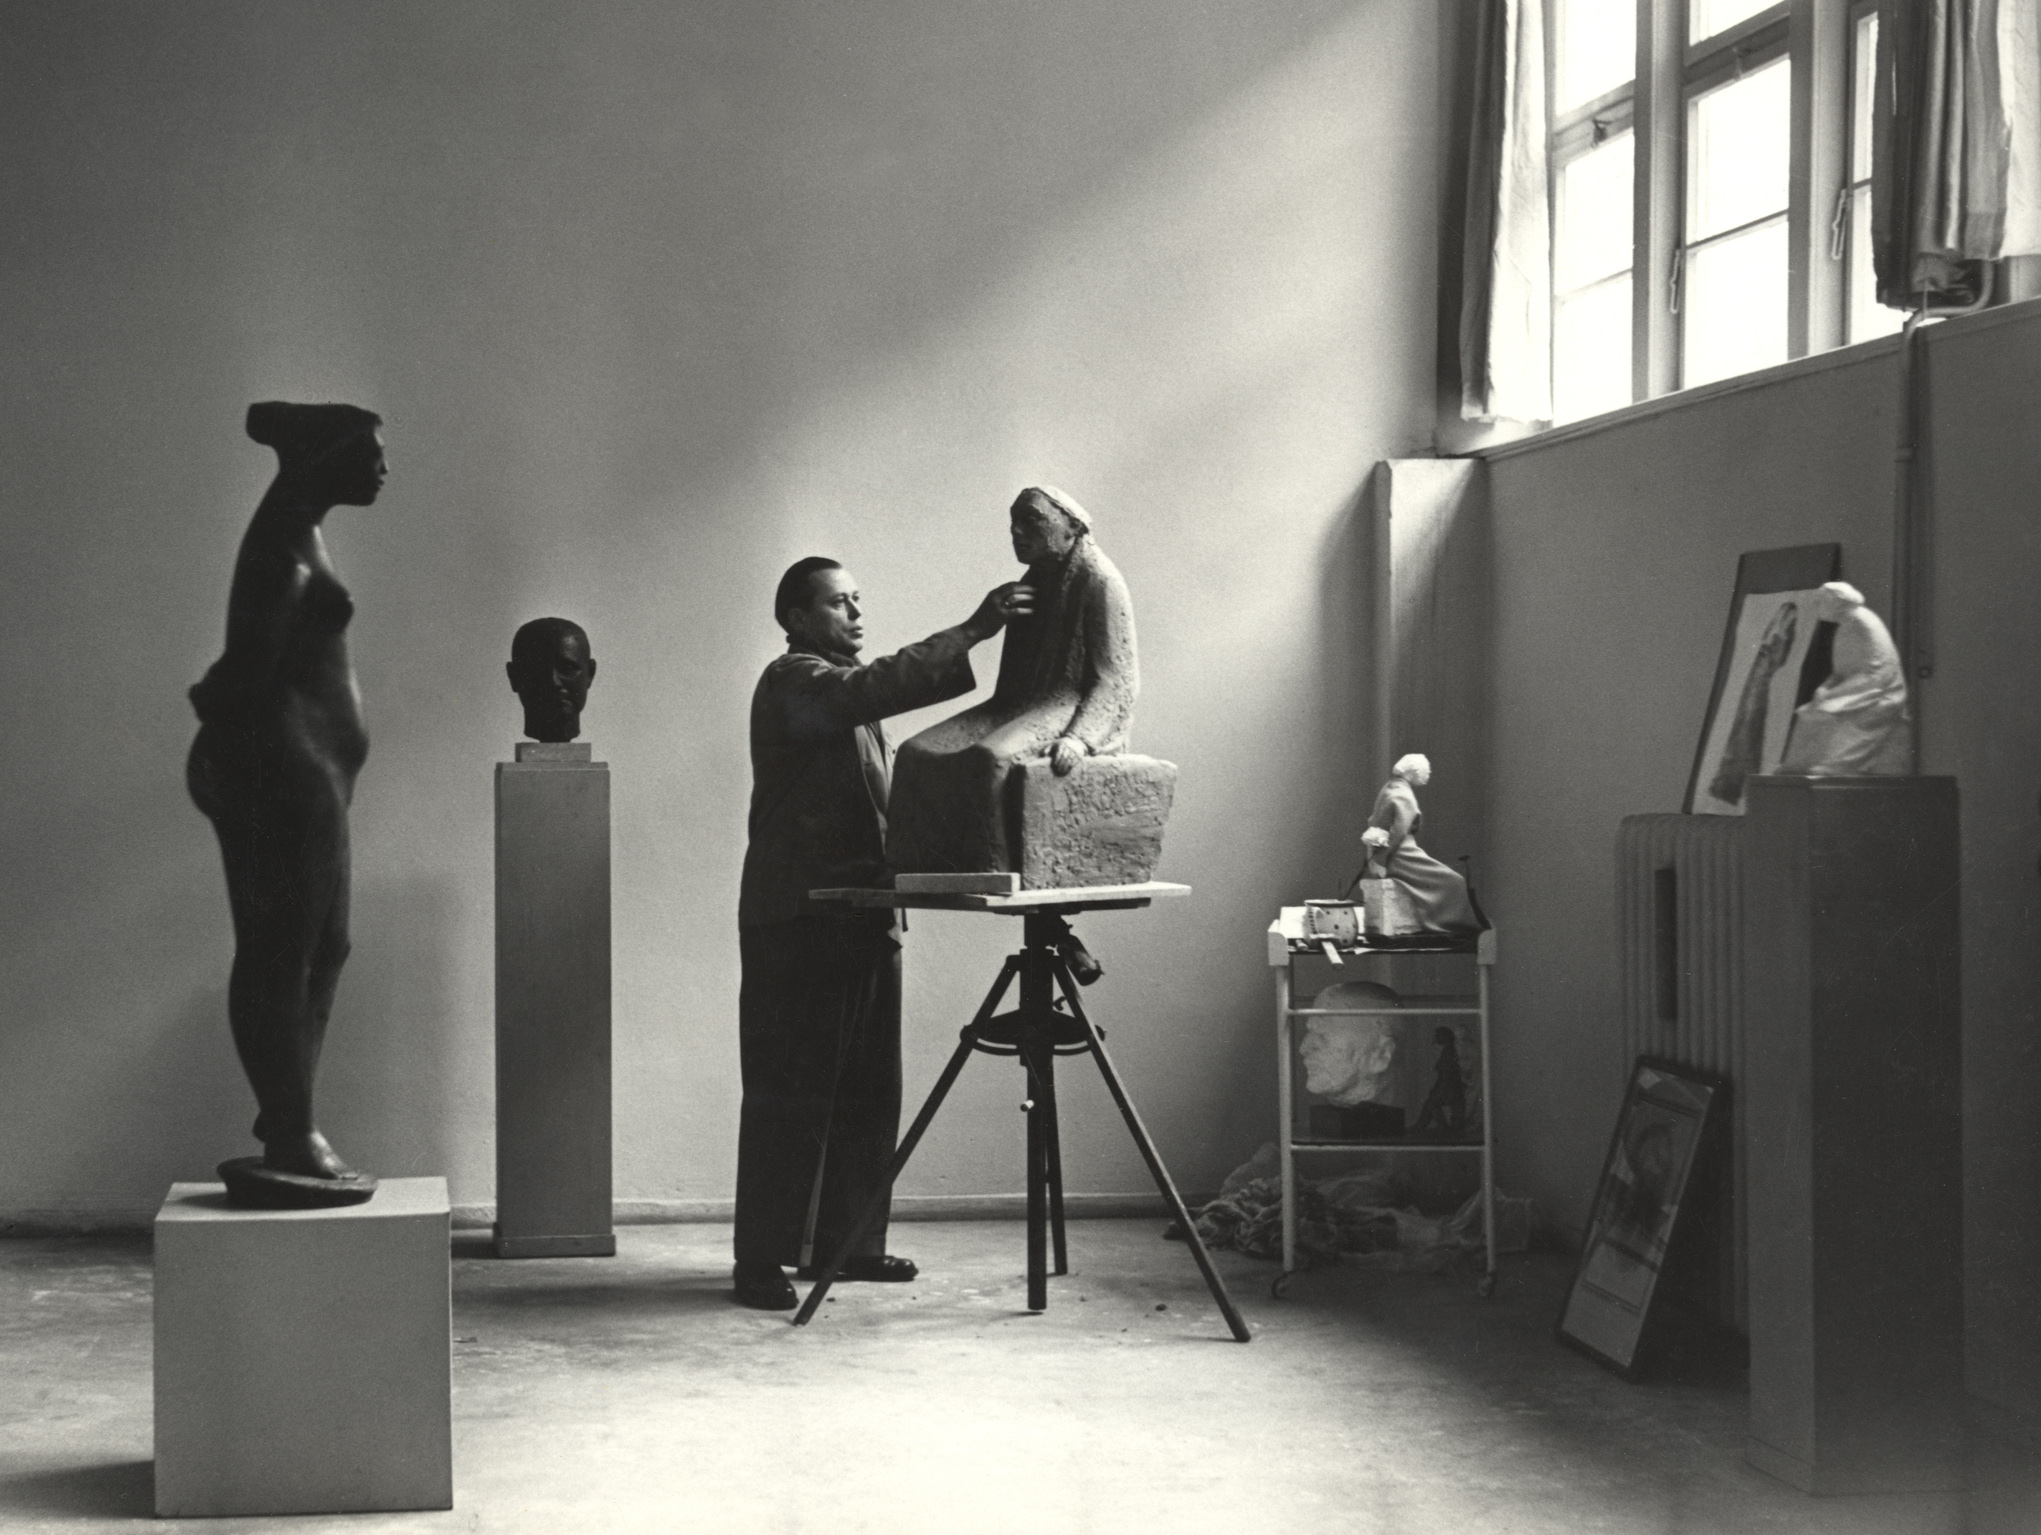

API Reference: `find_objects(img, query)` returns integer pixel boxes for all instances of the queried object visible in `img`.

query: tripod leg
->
[1053,961,1252,1343]
[793,956,1021,1327]
[1037,1046,1069,1276]
[1024,1042,1047,1311]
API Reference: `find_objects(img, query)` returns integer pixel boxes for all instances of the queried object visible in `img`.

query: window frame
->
[1544,0,1873,418]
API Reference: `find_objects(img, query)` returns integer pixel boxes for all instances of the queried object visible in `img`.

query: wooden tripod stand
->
[791,886,1250,1342]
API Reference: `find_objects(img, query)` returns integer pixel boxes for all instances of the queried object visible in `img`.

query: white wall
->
[1480,308,2041,1429]
[0,1,1444,1219]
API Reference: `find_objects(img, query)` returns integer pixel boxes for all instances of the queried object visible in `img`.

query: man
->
[734,555,1029,1309]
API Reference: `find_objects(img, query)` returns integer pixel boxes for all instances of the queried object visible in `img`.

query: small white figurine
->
[1779,582,1913,777]
[1361,753,1482,936]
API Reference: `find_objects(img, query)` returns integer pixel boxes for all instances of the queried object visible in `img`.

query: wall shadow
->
[0,1460,154,1521]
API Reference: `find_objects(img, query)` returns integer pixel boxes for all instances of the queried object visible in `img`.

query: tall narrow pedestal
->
[1742,776,1963,1494]
[496,741,614,1258]
[153,1178,453,1517]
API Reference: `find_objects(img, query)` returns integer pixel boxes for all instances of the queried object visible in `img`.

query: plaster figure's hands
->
[965,581,1034,643]
[1361,825,1390,869]
[1050,736,1088,776]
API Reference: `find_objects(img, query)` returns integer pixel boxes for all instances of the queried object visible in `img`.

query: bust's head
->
[1299,982,1403,1105]
[507,617,596,742]
[247,402,386,507]
[1010,486,1090,565]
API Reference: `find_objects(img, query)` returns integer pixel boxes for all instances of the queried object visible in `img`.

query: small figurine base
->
[1014,754,1177,889]
[217,1157,378,1210]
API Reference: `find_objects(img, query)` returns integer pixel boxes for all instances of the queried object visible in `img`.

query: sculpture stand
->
[1743,776,1962,1493]
[494,741,614,1258]
[791,882,1250,1342]
[153,1177,453,1517]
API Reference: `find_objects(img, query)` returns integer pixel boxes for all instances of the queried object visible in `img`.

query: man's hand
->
[964,581,1034,643]
[1050,736,1088,776]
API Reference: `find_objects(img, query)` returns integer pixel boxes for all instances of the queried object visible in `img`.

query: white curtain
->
[1460,0,1551,423]
[2000,0,2041,252]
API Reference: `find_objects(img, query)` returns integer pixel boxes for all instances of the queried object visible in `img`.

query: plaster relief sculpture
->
[886,487,1176,887]
[1361,753,1482,937]
[1299,982,1405,1106]
[186,402,386,1208]
[507,617,597,743]
[1778,582,1912,776]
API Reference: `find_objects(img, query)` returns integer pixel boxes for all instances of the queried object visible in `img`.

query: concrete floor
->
[1,1219,2034,1534]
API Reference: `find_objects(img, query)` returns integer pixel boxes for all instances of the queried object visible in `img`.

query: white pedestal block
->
[153,1177,453,1517]
[495,741,614,1258]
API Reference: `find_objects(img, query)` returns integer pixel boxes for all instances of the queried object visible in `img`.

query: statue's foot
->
[261,1129,362,1182]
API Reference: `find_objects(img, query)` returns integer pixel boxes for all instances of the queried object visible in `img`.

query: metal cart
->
[1266,908,1497,1297]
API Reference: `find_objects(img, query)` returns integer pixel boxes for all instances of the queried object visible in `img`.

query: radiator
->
[1617,812,1748,1334]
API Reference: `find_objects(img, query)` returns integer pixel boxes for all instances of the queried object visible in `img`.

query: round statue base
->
[217,1157,379,1209]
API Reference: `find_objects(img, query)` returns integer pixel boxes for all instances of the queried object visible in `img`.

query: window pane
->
[1848,191,1905,342]
[1687,58,1790,241]
[1557,132,1635,290]
[1555,275,1634,422]
[1557,0,1635,112]
[1691,0,1782,45]
[1851,10,1877,184]
[1683,217,1789,388]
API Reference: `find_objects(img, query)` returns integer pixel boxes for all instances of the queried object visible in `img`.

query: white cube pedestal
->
[153,1177,453,1517]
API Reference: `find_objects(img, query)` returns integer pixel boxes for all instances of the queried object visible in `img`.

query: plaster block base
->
[153,1177,453,1517]
[1013,755,1176,888]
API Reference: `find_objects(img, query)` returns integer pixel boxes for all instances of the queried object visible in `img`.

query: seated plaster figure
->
[1361,753,1483,936]
[1299,982,1405,1106]
[886,486,1176,886]
[1778,582,1912,777]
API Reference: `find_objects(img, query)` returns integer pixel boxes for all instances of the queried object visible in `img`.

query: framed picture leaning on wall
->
[1684,543,1841,815]
[1556,1056,1724,1378]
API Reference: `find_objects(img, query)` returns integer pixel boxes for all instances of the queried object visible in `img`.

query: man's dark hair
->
[774,557,842,630]
[510,616,590,665]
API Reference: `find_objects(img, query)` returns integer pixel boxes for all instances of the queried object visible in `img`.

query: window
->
[1542,0,1911,423]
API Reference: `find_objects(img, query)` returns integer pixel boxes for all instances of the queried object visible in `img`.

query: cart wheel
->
[1271,1270,1294,1301]
[1477,1272,1497,1299]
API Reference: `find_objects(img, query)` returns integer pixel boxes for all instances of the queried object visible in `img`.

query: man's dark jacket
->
[738,629,977,927]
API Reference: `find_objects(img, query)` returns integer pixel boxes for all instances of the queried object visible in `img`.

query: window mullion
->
[1635,0,1684,399]
[1789,0,1849,357]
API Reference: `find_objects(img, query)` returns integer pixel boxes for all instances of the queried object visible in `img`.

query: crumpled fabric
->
[1183,1144,1491,1273]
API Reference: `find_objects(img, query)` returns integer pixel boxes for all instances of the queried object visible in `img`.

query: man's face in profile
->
[787,568,864,658]
[507,628,597,742]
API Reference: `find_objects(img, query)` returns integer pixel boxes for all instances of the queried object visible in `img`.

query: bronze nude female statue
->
[187,402,387,1206]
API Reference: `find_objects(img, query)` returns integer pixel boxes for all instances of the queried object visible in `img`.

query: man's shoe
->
[797,1254,918,1283]
[732,1261,797,1310]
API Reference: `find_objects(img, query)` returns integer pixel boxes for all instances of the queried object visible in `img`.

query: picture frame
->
[1555,1056,1724,1378]
[1683,543,1841,815]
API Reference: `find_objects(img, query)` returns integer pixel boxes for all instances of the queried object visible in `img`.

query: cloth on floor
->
[1180,1142,1494,1272]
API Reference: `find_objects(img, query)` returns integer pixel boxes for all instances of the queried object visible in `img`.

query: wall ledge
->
[1471,294,2041,464]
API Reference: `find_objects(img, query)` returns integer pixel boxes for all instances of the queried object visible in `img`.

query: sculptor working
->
[507,617,597,743]
[887,487,1173,884]
[732,555,1028,1310]
[186,402,387,1206]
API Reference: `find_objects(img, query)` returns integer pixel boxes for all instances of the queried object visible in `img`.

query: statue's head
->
[247,402,386,506]
[506,617,596,743]
[1010,486,1090,565]
[1811,580,1867,625]
[775,556,862,658]
[1392,752,1433,787]
[1299,982,1403,1105]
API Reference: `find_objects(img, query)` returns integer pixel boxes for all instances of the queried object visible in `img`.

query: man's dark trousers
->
[734,912,902,1268]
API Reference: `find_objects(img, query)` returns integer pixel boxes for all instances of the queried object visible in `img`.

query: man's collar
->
[788,638,860,667]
